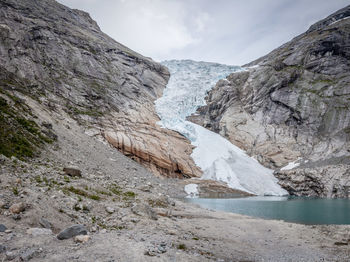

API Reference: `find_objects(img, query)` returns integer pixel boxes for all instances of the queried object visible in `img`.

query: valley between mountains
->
[0,0,350,261]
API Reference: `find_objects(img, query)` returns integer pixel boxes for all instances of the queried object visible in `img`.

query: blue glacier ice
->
[155,60,287,196]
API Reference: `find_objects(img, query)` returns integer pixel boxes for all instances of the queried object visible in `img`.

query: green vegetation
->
[12,187,19,195]
[177,244,187,250]
[67,105,103,117]
[34,175,43,183]
[109,184,123,195]
[123,191,136,198]
[0,93,55,160]
[64,186,101,201]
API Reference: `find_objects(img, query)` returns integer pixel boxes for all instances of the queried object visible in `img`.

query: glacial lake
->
[183,196,350,225]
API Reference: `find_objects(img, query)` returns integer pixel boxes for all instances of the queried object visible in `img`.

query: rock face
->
[0,0,200,178]
[191,5,350,197]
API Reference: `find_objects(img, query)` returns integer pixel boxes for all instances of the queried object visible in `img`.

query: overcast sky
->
[57,0,348,65]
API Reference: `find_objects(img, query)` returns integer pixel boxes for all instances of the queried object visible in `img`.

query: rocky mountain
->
[190,5,350,197]
[0,0,200,178]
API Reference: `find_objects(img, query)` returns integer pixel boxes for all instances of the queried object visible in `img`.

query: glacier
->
[155,60,287,196]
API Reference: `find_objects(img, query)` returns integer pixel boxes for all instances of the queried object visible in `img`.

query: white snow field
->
[155,60,287,196]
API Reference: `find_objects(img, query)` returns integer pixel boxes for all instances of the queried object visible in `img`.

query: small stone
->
[5,229,12,233]
[39,217,52,229]
[105,206,114,214]
[90,226,97,232]
[57,224,87,240]
[20,248,38,261]
[5,251,17,260]
[9,202,25,214]
[100,229,107,234]
[0,244,6,253]
[0,224,7,232]
[27,228,52,236]
[0,200,5,208]
[158,242,167,253]
[74,235,90,243]
[167,230,177,235]
[334,241,348,246]
[63,166,82,177]
[12,214,21,220]
[144,250,157,256]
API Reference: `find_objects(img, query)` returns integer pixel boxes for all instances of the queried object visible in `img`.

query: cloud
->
[57,0,349,65]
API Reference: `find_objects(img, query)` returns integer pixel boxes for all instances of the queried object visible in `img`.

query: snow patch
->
[281,158,301,171]
[329,16,350,26]
[184,184,199,198]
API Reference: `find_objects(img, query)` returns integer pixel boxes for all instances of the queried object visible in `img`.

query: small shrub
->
[12,187,19,195]
[177,244,187,250]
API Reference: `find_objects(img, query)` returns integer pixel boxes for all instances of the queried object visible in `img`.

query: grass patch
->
[177,244,187,250]
[34,175,42,183]
[109,184,122,195]
[123,191,136,198]
[64,186,101,201]
[0,94,55,160]
[12,187,19,195]
[94,189,112,196]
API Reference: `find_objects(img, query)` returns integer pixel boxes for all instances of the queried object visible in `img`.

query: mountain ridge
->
[191,5,350,197]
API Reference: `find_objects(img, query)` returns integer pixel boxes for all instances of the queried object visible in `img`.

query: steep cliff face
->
[191,5,350,197]
[0,0,201,178]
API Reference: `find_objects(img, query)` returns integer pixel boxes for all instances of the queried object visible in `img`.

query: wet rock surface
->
[191,5,350,197]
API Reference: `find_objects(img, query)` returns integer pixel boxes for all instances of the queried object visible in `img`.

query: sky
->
[57,0,349,66]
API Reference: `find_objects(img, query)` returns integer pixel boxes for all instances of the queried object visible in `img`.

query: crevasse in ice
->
[155,60,287,196]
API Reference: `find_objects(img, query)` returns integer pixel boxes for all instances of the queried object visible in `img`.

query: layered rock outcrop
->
[0,0,201,178]
[191,5,350,196]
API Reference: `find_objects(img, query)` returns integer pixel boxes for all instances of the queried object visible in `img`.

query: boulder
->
[63,166,82,177]
[57,224,88,240]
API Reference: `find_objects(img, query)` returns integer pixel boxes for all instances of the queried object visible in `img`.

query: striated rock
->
[9,202,25,214]
[57,224,87,240]
[102,117,202,179]
[0,0,200,179]
[192,5,350,196]
[275,164,350,198]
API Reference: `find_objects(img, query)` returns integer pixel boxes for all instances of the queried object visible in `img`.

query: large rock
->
[0,0,200,179]
[63,166,82,177]
[275,164,350,198]
[9,202,25,214]
[191,5,350,196]
[57,224,88,240]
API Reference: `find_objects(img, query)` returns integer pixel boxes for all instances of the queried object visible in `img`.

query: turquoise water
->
[183,196,350,225]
